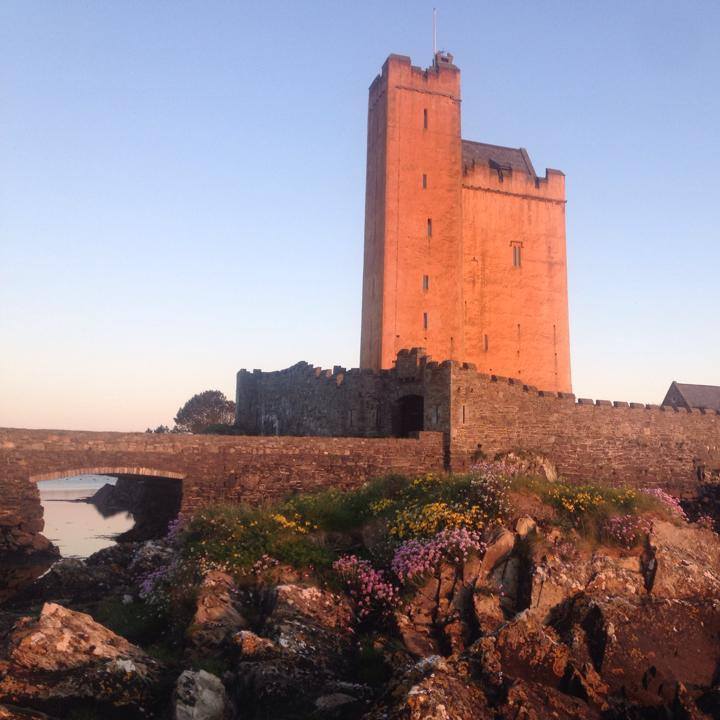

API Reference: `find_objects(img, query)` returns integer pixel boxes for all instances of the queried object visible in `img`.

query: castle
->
[360,53,571,394]
[234,52,720,487]
[237,51,573,439]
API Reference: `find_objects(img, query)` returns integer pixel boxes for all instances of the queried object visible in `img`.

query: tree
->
[145,424,171,434]
[174,390,236,434]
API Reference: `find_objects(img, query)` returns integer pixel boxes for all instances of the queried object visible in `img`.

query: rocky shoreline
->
[2,468,720,719]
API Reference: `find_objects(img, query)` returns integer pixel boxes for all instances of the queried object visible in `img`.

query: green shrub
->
[93,597,169,646]
[182,504,334,575]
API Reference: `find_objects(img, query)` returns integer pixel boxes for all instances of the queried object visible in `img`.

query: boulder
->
[0,603,162,712]
[495,612,569,687]
[314,692,360,717]
[16,557,123,603]
[648,520,720,599]
[173,670,231,720]
[362,655,492,720]
[0,705,54,719]
[515,516,537,538]
[186,571,247,653]
[497,679,602,720]
[551,593,720,708]
[232,584,360,719]
[233,630,276,658]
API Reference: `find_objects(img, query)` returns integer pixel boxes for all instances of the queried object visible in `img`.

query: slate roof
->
[662,382,720,411]
[462,140,536,177]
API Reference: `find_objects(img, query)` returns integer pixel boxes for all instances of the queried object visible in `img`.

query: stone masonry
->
[0,428,444,554]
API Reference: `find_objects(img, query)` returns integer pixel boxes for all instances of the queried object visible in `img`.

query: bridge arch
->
[34,468,185,546]
[0,427,445,556]
[30,467,185,483]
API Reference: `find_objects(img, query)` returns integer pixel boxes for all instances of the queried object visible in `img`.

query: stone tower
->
[360,53,572,393]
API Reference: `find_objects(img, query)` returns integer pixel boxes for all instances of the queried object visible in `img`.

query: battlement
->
[461,141,565,201]
[369,52,461,105]
[236,350,720,493]
[449,361,720,417]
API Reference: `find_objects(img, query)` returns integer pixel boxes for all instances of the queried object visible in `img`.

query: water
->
[38,475,136,559]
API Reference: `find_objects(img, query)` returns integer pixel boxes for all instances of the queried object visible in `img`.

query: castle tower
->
[360,53,572,394]
[360,53,465,370]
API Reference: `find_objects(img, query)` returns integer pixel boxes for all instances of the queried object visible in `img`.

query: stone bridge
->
[0,427,444,555]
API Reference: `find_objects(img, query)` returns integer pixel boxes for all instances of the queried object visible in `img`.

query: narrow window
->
[423,312,428,330]
[347,409,354,427]
[422,274,429,291]
[422,173,427,189]
[432,405,440,425]
[462,404,466,424]
[423,108,428,129]
[427,218,433,237]
[512,244,522,267]
[483,334,489,352]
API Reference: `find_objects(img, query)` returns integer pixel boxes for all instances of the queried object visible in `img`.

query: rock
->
[497,679,601,719]
[16,540,172,605]
[187,571,247,653]
[515,516,537,538]
[17,557,123,603]
[395,575,440,657]
[128,539,175,577]
[271,583,354,632]
[314,692,359,716]
[480,528,515,575]
[648,520,720,598]
[233,630,276,658]
[471,587,505,635]
[551,593,720,708]
[231,584,360,719]
[495,612,569,687]
[0,705,54,719]
[174,670,231,720]
[0,603,162,712]
[561,662,609,710]
[362,655,492,720]
[468,636,503,688]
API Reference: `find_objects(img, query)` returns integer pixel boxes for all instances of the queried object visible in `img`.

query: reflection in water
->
[0,476,137,604]
[38,475,135,559]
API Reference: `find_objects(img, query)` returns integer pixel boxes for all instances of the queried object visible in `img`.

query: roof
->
[462,140,536,177]
[663,381,720,411]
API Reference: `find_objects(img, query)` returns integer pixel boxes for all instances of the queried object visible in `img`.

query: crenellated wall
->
[449,365,720,496]
[236,348,453,439]
[235,349,720,498]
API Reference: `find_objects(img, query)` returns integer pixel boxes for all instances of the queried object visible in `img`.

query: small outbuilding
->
[662,381,720,412]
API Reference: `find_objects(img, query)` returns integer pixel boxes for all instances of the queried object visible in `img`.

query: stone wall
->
[236,349,453,441]
[0,428,445,555]
[449,366,720,496]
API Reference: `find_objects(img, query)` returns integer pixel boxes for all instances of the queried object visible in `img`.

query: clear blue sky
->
[1,1,718,431]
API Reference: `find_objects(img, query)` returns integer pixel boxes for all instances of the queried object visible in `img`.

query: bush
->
[180,504,333,576]
[601,514,652,549]
[333,555,399,624]
[391,527,485,585]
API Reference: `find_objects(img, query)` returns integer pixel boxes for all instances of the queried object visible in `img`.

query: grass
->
[93,596,170,645]
[509,473,677,546]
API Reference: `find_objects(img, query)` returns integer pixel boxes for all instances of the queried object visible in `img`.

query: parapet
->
[461,139,565,201]
[369,52,461,104]
[450,361,720,417]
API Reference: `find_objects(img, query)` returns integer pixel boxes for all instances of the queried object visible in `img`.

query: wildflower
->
[391,527,485,584]
[602,514,652,549]
[641,488,688,522]
[333,555,399,622]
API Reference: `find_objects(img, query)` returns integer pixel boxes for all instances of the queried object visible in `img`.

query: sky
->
[1,1,719,431]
